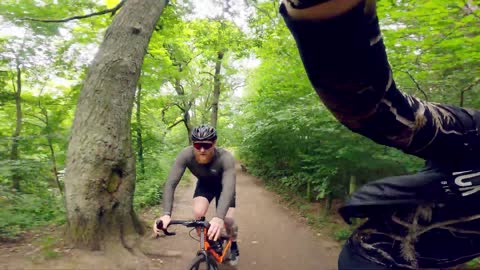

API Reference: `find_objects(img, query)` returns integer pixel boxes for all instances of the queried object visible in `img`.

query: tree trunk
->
[47,134,63,195]
[210,51,224,128]
[135,84,145,176]
[460,89,465,107]
[173,78,193,142]
[324,193,333,215]
[459,78,480,107]
[10,64,22,191]
[42,107,63,195]
[184,101,193,143]
[349,175,357,195]
[306,179,312,201]
[63,0,167,254]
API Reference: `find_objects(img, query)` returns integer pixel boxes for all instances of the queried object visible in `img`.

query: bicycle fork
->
[198,228,217,268]
[199,227,231,265]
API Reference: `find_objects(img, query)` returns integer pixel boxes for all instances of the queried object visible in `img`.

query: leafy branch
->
[23,0,125,23]
[403,70,428,101]
[460,78,480,106]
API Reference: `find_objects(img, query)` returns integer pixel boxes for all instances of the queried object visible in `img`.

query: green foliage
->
[333,228,352,242]
[378,0,480,106]
[466,258,480,269]
[134,177,163,209]
[38,236,61,259]
[2,0,252,237]
[0,186,65,239]
[0,0,477,252]
[234,0,432,205]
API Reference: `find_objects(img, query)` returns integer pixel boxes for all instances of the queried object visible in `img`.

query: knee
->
[224,217,235,227]
[224,217,238,237]
[192,206,207,219]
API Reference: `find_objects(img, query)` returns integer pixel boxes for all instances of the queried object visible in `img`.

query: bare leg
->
[224,207,239,264]
[192,196,209,219]
[193,197,209,235]
[224,207,238,241]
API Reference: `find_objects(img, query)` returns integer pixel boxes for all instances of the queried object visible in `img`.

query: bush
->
[333,227,352,241]
[0,187,65,240]
[134,176,163,209]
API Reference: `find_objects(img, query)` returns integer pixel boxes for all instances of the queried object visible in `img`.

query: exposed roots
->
[62,232,168,270]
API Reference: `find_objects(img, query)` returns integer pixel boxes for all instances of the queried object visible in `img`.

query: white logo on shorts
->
[452,170,480,197]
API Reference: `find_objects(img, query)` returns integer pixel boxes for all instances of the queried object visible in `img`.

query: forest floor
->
[0,163,343,270]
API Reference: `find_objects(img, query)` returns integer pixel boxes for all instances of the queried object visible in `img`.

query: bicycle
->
[156,217,237,270]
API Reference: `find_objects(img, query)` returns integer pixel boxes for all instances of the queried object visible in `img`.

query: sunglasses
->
[193,142,214,150]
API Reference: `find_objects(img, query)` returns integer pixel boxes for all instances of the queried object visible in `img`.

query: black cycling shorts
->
[338,240,391,270]
[193,180,236,208]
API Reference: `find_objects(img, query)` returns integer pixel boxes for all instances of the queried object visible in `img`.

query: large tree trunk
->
[210,51,224,128]
[135,84,145,176]
[10,64,22,191]
[63,0,167,256]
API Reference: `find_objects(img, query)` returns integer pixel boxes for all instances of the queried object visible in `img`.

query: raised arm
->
[280,0,480,163]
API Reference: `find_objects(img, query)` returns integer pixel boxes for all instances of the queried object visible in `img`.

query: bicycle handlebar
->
[156,219,211,236]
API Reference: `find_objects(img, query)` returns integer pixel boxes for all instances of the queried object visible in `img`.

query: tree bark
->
[183,101,193,143]
[63,0,167,253]
[163,45,196,141]
[460,78,480,107]
[306,179,312,201]
[10,64,22,191]
[135,84,145,176]
[210,51,224,128]
[41,107,63,195]
[173,78,193,142]
[47,134,63,195]
[349,175,357,195]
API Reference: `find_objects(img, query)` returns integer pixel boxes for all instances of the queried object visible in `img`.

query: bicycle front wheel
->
[188,254,218,270]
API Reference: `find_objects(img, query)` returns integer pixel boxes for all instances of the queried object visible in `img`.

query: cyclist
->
[281,0,480,269]
[153,124,239,262]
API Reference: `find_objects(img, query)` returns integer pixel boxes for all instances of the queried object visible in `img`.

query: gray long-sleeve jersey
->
[162,146,236,220]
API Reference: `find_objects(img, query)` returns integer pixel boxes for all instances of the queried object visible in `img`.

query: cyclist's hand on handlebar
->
[208,217,224,241]
[153,215,171,235]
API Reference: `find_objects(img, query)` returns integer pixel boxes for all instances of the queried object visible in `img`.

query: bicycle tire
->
[188,254,218,270]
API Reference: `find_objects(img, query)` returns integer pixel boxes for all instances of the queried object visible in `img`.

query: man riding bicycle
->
[153,124,239,263]
[281,0,480,269]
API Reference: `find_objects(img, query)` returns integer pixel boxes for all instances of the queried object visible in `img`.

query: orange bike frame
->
[200,227,232,263]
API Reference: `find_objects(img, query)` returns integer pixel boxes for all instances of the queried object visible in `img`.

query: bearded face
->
[193,141,216,164]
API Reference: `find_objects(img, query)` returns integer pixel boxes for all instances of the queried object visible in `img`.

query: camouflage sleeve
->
[280,1,480,162]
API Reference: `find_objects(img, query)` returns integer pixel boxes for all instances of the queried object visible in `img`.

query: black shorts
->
[193,180,236,208]
[338,240,390,270]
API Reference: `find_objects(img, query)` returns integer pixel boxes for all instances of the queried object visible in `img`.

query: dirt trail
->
[0,164,341,270]
[153,164,340,270]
